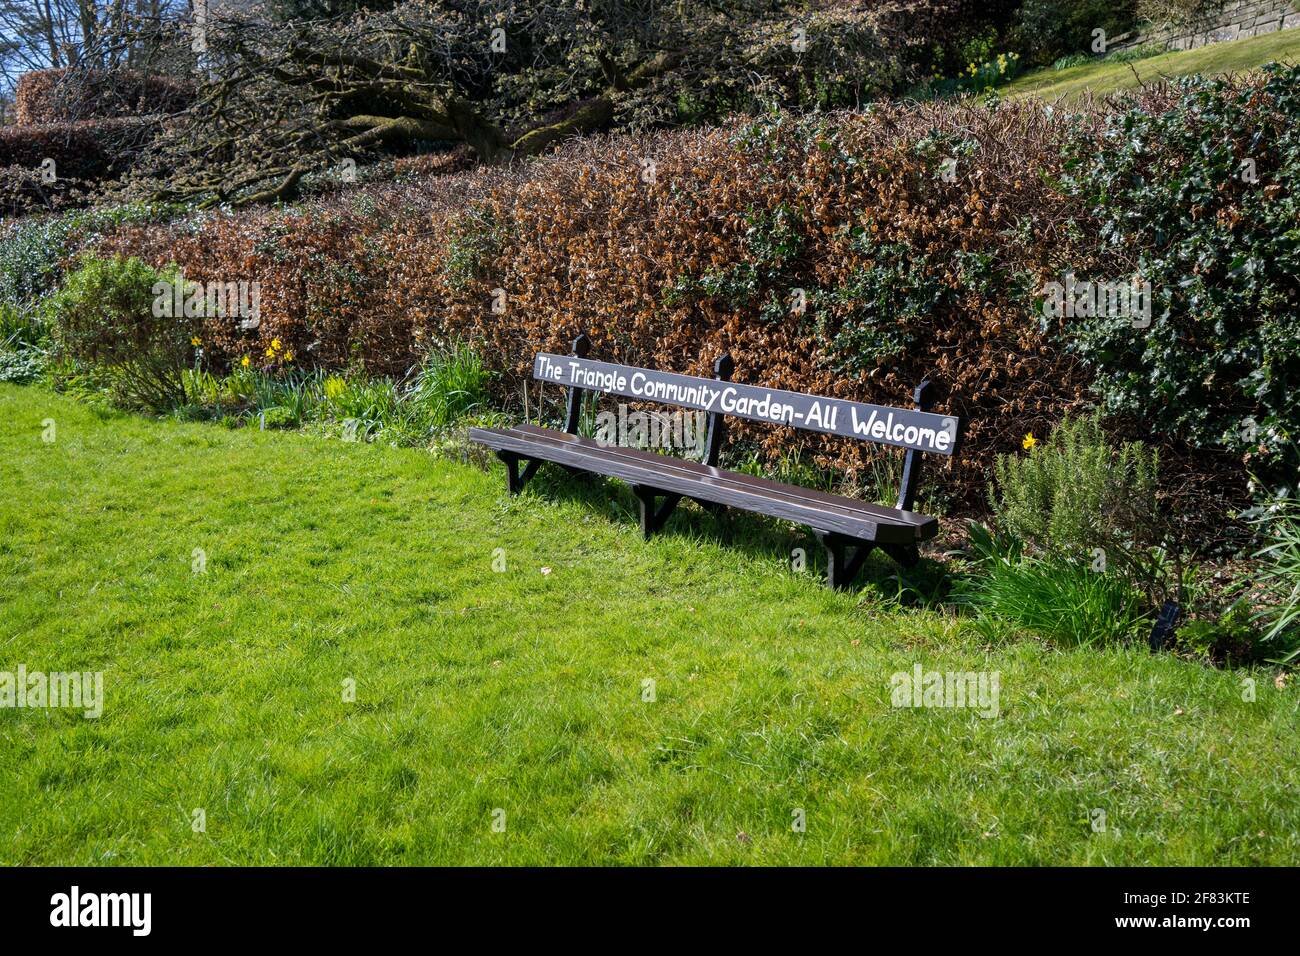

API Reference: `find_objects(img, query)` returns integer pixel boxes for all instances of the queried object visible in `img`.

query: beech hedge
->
[60,67,1300,518]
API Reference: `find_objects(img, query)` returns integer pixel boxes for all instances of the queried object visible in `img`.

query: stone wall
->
[1117,0,1300,51]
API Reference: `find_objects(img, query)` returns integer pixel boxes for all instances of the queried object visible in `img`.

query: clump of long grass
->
[403,339,489,430]
[955,523,1151,647]
[1252,498,1300,662]
[177,339,493,445]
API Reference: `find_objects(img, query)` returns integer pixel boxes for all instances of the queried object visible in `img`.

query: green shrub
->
[0,204,172,312]
[443,205,509,291]
[315,375,397,434]
[0,348,44,384]
[813,239,945,368]
[43,255,195,412]
[957,522,1150,646]
[1057,65,1300,494]
[1173,600,1265,665]
[989,411,1160,559]
[666,203,808,319]
[1013,0,1139,67]
[0,217,76,311]
[258,406,299,429]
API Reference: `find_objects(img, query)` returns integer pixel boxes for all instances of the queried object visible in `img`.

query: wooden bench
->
[469,334,962,589]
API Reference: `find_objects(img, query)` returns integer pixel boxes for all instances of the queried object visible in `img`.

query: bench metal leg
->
[631,485,682,539]
[498,451,541,495]
[812,530,874,590]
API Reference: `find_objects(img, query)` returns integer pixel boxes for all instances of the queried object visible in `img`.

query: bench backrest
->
[534,333,961,512]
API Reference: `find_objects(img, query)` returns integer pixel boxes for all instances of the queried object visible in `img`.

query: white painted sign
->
[533,354,959,455]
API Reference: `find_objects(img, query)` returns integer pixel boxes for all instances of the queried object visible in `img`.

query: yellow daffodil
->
[271,338,282,350]
[240,355,250,368]
[191,336,202,347]
[1022,433,1037,451]
[284,350,294,363]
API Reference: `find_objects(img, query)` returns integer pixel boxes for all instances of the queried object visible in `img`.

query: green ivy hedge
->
[1057,65,1300,494]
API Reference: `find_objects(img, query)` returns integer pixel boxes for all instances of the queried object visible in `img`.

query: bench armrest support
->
[703,352,735,467]
[563,332,592,434]
[895,378,934,513]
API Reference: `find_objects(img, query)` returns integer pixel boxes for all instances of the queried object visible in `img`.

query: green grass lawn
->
[1005,27,1300,101]
[2,382,1298,865]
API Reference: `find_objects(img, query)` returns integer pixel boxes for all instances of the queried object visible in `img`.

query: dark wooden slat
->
[469,425,932,544]
[480,426,896,541]
[511,424,936,535]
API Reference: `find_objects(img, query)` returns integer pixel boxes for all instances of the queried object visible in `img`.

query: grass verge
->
[2,383,1298,864]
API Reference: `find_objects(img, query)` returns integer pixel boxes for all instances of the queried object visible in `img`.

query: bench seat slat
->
[469,425,936,544]
[512,424,934,531]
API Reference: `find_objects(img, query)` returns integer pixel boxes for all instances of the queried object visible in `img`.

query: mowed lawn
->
[1005,26,1300,101]
[1,383,1298,866]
